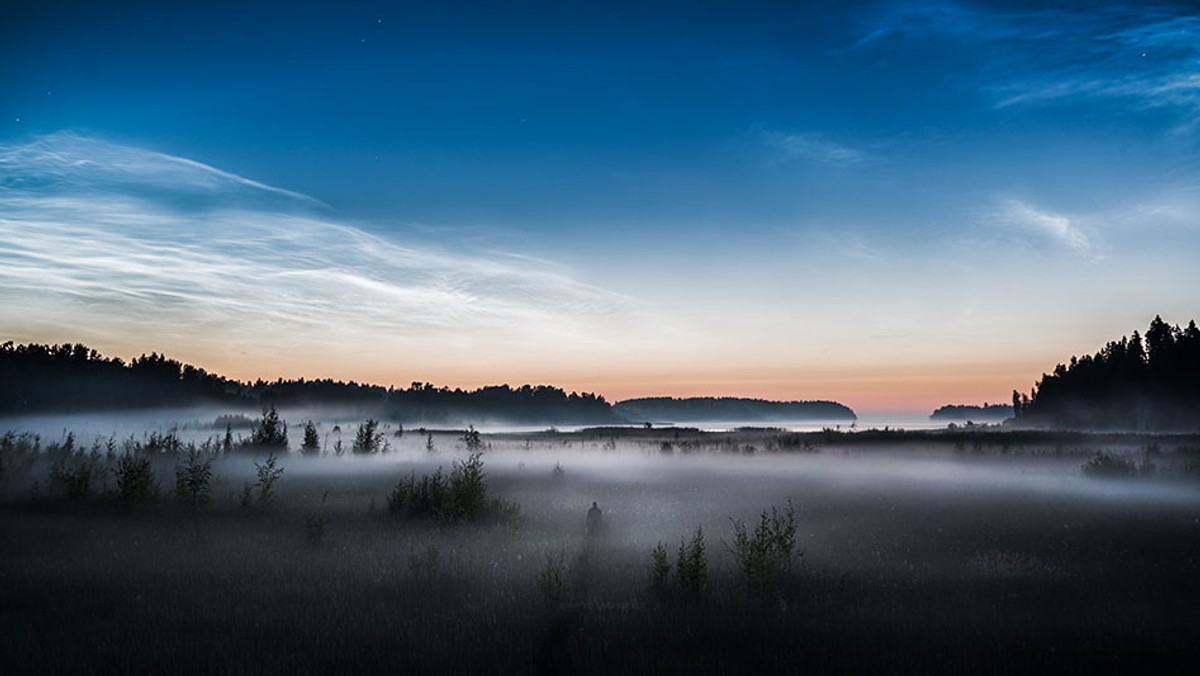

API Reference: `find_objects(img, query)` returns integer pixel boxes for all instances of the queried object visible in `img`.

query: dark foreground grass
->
[2,439,1199,675]
[3,508,1198,674]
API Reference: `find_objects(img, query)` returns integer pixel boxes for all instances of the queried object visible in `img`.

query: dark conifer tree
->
[1016,316,1200,430]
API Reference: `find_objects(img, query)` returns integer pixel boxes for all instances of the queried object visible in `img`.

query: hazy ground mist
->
[2,413,1198,674]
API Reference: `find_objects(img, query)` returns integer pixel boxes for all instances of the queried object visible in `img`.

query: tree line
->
[0,341,617,424]
[614,397,856,423]
[1013,315,1200,430]
[929,403,1014,422]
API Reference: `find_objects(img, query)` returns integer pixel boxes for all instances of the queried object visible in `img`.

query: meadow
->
[2,419,1199,675]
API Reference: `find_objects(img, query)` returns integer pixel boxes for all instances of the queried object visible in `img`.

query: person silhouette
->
[586,501,602,536]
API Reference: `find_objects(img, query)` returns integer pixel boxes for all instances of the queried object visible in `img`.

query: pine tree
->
[301,421,320,454]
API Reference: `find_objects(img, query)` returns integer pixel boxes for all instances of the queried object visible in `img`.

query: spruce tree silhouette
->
[1016,316,1200,430]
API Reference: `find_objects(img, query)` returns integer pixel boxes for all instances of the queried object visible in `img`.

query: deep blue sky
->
[3,1,1198,410]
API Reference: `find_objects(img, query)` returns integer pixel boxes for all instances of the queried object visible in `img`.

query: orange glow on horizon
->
[8,329,1059,416]
[186,350,1052,416]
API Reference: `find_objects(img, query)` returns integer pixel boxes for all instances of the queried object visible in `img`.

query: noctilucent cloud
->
[3,1,1198,413]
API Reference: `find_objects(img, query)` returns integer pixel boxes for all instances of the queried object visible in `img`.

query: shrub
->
[116,452,158,508]
[352,419,383,454]
[246,405,288,451]
[143,430,182,455]
[537,549,570,605]
[388,468,448,518]
[49,460,98,500]
[448,452,487,519]
[676,526,707,596]
[175,446,215,509]
[552,462,565,479]
[650,542,671,594]
[45,432,77,461]
[425,433,436,454]
[387,452,514,525]
[462,425,483,452]
[729,501,800,597]
[0,431,39,484]
[48,445,105,501]
[301,421,321,454]
[243,451,284,509]
[488,497,524,531]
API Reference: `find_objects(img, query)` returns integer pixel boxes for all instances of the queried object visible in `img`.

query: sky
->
[2,0,1199,414]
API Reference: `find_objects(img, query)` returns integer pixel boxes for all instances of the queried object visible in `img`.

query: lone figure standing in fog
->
[586,501,603,536]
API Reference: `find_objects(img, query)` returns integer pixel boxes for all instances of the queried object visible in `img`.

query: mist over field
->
[3,410,1199,674]
[6,0,1200,673]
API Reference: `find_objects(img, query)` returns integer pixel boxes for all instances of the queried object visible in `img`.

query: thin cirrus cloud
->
[852,2,1200,125]
[762,132,867,166]
[993,12,1200,122]
[0,133,637,368]
[994,199,1092,256]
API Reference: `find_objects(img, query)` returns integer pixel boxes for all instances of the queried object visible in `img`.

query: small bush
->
[448,452,487,519]
[389,468,447,518]
[0,432,40,485]
[301,421,321,454]
[175,446,215,509]
[488,497,524,530]
[650,542,671,594]
[352,419,383,454]
[537,550,570,605]
[243,451,284,509]
[48,449,104,501]
[462,426,483,452]
[729,501,800,597]
[49,463,96,500]
[387,452,515,526]
[115,452,158,508]
[245,405,288,451]
[676,526,707,597]
[214,414,254,430]
[552,462,565,479]
[143,430,182,455]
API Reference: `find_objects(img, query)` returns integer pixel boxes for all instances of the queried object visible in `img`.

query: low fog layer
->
[4,411,1199,674]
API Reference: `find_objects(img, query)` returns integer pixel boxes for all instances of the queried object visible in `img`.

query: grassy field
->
[2,425,1199,674]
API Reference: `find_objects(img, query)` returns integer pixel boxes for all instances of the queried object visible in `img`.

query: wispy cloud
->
[851,3,1200,127]
[844,2,1041,50]
[763,132,866,166]
[0,133,637,367]
[993,199,1092,256]
[0,133,322,207]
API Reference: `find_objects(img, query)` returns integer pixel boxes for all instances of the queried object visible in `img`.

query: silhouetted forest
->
[0,342,617,424]
[614,397,856,422]
[930,403,1013,422]
[1013,315,1200,430]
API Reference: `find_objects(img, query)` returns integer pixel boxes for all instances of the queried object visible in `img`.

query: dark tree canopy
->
[1013,316,1200,430]
[0,341,617,424]
[614,397,856,423]
[930,404,1014,422]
